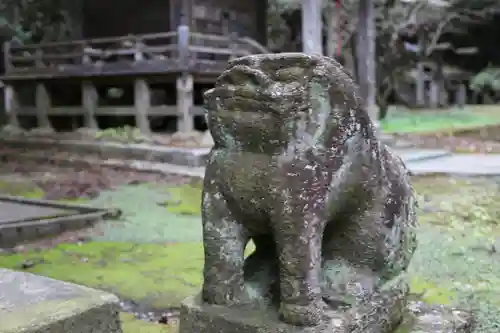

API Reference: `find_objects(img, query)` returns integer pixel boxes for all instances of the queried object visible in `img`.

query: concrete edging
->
[0,136,210,168]
[0,195,117,248]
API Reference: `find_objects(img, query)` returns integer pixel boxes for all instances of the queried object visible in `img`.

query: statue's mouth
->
[220,96,281,117]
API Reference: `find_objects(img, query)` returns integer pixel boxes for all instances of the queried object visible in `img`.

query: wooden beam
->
[0,58,228,81]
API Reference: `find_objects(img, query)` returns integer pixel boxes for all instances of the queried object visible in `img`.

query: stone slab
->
[179,289,406,333]
[0,196,111,247]
[179,296,473,333]
[0,137,210,167]
[0,268,122,333]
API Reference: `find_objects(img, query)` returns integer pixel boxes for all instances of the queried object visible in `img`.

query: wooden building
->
[1,0,268,134]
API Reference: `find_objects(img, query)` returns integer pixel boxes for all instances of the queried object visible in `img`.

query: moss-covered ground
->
[1,176,500,332]
[381,105,500,134]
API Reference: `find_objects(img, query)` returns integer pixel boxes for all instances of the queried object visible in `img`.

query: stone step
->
[0,268,122,333]
[0,150,206,179]
[393,148,452,163]
[0,137,210,168]
[408,154,500,176]
[6,146,500,178]
[0,137,452,168]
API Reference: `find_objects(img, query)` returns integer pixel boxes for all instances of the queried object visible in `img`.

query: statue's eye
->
[237,72,261,87]
[275,67,304,82]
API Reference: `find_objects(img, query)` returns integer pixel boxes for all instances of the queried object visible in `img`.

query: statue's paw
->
[202,286,235,306]
[235,281,273,307]
[279,301,325,326]
[203,283,258,307]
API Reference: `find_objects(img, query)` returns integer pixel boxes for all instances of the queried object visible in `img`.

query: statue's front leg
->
[201,188,248,306]
[274,210,325,326]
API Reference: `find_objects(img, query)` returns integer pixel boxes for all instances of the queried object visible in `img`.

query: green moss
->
[120,313,177,333]
[90,184,202,243]
[412,176,473,195]
[412,176,500,233]
[409,276,456,305]
[1,176,499,332]
[0,241,204,309]
[408,175,500,333]
[0,180,45,199]
[162,183,202,216]
[57,198,91,204]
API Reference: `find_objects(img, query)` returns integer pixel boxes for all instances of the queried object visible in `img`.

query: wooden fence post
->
[176,21,194,132]
[4,84,19,128]
[429,81,440,108]
[177,22,190,70]
[82,82,99,129]
[176,74,194,132]
[134,79,152,135]
[81,43,98,129]
[301,0,323,55]
[3,41,11,73]
[134,37,145,62]
[35,83,53,129]
[416,62,426,107]
[456,83,467,108]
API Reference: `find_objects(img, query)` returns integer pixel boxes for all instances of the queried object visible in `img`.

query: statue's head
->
[204,53,373,153]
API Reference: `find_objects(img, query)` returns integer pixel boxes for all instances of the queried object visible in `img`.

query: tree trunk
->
[355,0,379,134]
[325,5,339,59]
[301,0,323,55]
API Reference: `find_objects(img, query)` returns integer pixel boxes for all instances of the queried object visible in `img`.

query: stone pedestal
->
[179,286,407,333]
[179,296,473,333]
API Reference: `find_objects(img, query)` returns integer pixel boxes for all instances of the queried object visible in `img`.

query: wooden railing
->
[2,28,269,77]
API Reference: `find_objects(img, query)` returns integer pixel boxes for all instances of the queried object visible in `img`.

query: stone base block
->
[179,289,406,333]
[0,268,122,333]
[399,301,474,333]
[178,296,474,333]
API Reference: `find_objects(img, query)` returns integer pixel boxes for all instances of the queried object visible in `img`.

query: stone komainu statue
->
[197,53,417,331]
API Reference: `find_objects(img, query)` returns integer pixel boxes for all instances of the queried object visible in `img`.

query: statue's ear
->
[203,88,215,102]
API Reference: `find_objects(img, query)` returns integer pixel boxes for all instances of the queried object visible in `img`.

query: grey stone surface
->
[179,289,406,333]
[0,268,122,333]
[408,154,500,176]
[0,197,110,247]
[398,301,474,333]
[392,148,451,163]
